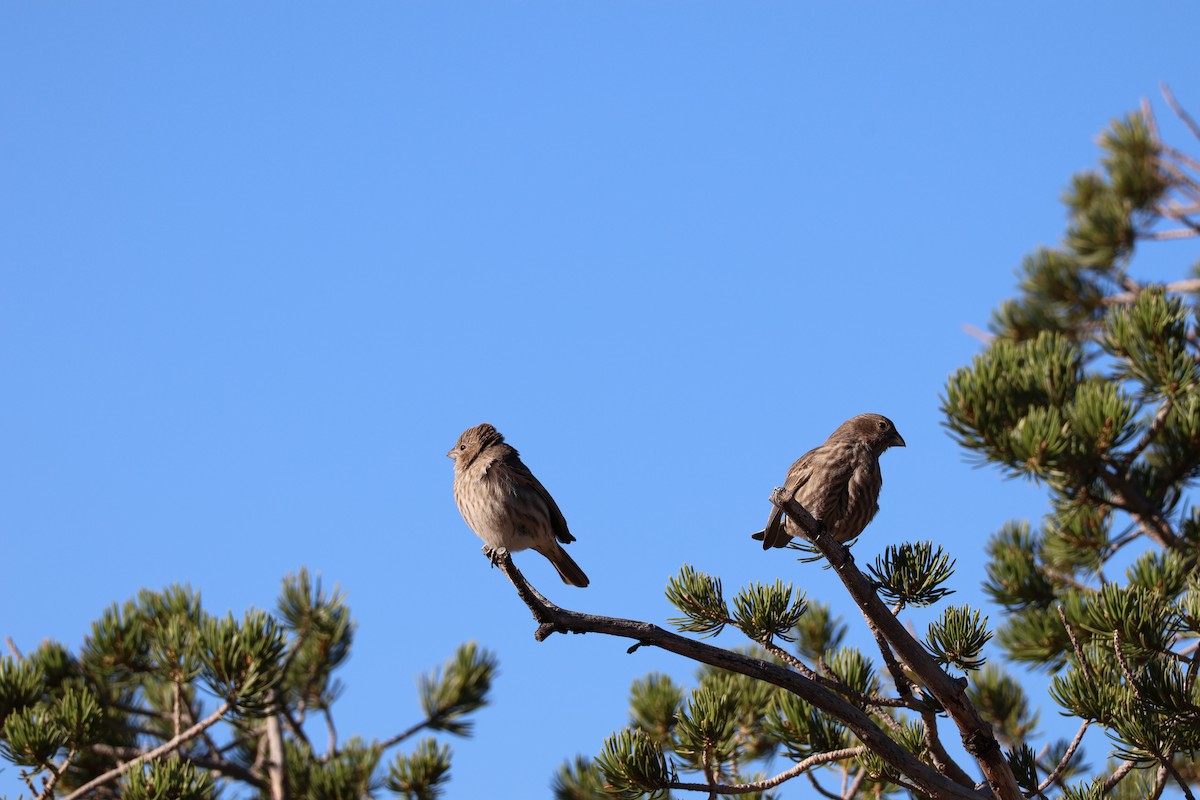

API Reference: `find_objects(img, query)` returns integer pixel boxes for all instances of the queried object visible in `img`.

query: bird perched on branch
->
[448,423,590,587]
[755,413,905,549]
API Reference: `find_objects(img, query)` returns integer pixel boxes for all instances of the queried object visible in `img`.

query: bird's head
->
[839,413,906,455]
[447,422,505,464]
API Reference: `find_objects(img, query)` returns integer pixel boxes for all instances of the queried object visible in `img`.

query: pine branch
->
[61,699,234,800]
[1122,398,1174,467]
[768,490,1022,800]
[920,706,977,790]
[34,747,76,800]
[1097,469,1185,552]
[379,719,434,750]
[493,551,988,800]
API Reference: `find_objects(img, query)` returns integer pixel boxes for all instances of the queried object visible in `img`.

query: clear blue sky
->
[3,4,1199,798]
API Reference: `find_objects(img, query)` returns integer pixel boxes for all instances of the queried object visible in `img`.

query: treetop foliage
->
[548,94,1200,800]
[0,569,496,800]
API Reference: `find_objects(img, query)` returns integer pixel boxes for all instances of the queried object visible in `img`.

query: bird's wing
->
[760,451,817,549]
[503,452,576,545]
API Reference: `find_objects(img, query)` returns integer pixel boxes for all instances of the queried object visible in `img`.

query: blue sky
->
[3,4,1200,798]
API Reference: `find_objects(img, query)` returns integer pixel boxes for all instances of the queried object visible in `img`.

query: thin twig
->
[62,700,233,800]
[1150,764,1169,800]
[323,707,338,758]
[1112,630,1145,703]
[758,640,918,713]
[379,718,433,750]
[1057,606,1094,684]
[1102,759,1137,794]
[1139,227,1199,240]
[668,747,865,795]
[1125,399,1174,467]
[173,678,183,739]
[1163,84,1200,142]
[806,770,844,800]
[919,704,977,790]
[1102,278,1200,306]
[700,745,718,800]
[842,766,867,799]
[265,695,288,800]
[1163,759,1196,800]
[1098,469,1183,552]
[1035,720,1089,793]
[1040,567,1097,594]
[85,744,265,787]
[34,748,77,800]
[5,636,22,659]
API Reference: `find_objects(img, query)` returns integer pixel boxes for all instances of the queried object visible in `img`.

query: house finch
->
[755,413,905,549]
[448,423,590,587]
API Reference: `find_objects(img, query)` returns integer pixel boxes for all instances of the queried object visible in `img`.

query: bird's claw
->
[482,546,509,567]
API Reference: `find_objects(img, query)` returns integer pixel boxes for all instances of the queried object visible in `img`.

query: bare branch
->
[1124,399,1174,468]
[1102,759,1137,794]
[807,770,844,800]
[323,707,338,758]
[1036,720,1089,792]
[668,747,865,795]
[266,695,288,800]
[1102,278,1200,306]
[1057,605,1095,684]
[1139,227,1199,240]
[842,767,867,800]
[379,719,433,751]
[1163,84,1200,142]
[1098,469,1185,552]
[1164,760,1196,800]
[34,747,77,800]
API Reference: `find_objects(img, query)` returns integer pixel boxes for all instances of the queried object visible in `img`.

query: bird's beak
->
[890,431,906,448]
[446,448,456,459]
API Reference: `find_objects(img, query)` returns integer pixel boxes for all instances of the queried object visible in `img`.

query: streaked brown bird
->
[448,423,590,587]
[755,413,905,549]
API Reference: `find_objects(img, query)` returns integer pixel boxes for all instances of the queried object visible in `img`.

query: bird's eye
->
[459,444,466,450]
[877,420,887,429]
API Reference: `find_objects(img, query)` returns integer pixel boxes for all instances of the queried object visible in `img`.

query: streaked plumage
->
[757,414,905,549]
[448,423,589,587]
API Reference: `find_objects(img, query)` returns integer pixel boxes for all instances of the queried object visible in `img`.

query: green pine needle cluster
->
[0,569,495,799]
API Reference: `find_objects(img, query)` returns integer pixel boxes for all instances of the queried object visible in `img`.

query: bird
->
[755,413,905,549]
[448,423,590,587]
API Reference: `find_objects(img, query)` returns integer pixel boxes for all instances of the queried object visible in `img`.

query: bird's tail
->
[541,542,590,587]
[755,506,792,549]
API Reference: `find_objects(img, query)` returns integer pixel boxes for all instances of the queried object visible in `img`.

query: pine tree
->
[0,569,495,800]
[539,89,1200,800]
